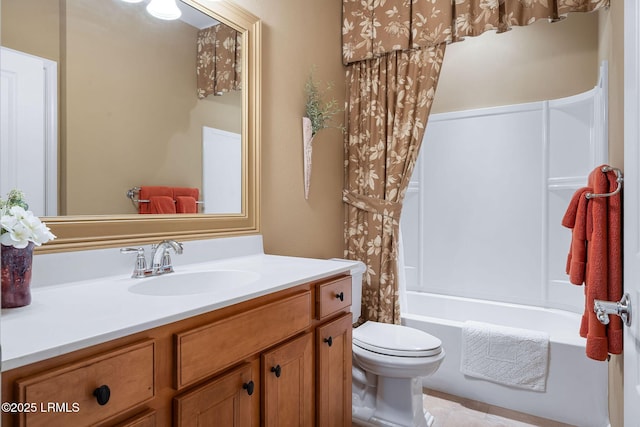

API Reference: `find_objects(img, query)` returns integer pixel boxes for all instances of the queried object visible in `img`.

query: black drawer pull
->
[243,380,255,396]
[271,364,282,378]
[324,336,333,347]
[336,292,344,302]
[93,385,111,406]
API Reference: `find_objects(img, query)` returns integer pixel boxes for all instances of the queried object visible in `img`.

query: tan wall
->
[1,0,60,62]
[432,12,600,114]
[598,3,624,426]
[229,0,346,259]
[2,0,608,264]
[221,1,603,260]
[2,0,241,215]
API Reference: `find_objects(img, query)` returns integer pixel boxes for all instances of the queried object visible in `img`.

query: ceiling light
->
[120,0,144,3]
[146,0,182,20]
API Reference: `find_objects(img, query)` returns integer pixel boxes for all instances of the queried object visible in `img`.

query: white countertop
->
[1,236,358,371]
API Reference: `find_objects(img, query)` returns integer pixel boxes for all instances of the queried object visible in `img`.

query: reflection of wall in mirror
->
[0,0,242,216]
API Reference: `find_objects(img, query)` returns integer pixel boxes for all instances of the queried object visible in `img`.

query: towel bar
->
[126,187,204,208]
[585,166,623,199]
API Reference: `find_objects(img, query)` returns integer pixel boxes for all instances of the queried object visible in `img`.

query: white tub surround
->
[2,235,356,371]
[401,66,609,313]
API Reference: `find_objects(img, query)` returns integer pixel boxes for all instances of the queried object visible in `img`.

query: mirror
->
[0,0,261,252]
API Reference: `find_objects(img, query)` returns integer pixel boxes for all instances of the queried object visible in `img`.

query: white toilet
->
[336,260,445,427]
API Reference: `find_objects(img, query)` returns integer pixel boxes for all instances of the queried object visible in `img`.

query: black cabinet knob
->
[93,385,111,406]
[243,380,255,396]
[323,336,333,347]
[271,364,282,378]
[336,292,344,302]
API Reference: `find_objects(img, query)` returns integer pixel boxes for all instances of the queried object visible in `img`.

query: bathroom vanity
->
[0,238,356,426]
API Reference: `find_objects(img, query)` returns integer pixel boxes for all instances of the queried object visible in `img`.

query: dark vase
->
[1,242,34,308]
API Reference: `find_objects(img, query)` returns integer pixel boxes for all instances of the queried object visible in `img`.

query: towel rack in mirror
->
[585,166,623,199]
[126,186,204,209]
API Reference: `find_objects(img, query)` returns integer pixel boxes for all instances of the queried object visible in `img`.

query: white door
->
[0,47,57,216]
[202,126,242,214]
[624,0,640,424]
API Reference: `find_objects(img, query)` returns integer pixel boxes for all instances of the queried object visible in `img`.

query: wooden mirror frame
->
[38,0,261,253]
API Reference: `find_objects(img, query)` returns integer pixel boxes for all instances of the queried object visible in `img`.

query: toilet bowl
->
[328,258,445,427]
[351,321,445,427]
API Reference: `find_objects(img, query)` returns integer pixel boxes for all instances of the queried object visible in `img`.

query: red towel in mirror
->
[138,186,173,214]
[149,196,176,214]
[173,187,199,213]
[175,196,197,213]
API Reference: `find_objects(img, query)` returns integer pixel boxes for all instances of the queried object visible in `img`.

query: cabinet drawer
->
[316,276,351,320]
[115,409,156,427]
[176,291,312,389]
[15,340,154,427]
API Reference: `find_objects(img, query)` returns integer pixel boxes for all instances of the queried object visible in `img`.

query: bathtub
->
[401,291,609,427]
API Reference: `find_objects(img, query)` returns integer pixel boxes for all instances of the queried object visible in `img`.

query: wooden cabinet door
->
[173,363,256,427]
[262,333,314,427]
[316,313,353,427]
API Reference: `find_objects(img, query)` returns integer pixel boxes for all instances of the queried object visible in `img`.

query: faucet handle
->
[160,251,174,274]
[120,247,148,278]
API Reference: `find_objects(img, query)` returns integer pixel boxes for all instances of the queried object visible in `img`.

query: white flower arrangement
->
[0,190,56,249]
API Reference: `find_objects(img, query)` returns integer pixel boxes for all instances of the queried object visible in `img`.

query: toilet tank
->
[330,258,366,323]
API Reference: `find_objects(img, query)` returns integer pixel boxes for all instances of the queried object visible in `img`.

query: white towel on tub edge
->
[460,320,550,392]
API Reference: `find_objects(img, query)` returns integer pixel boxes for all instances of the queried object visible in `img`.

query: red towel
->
[562,187,591,286]
[604,169,623,355]
[175,196,197,214]
[563,165,622,361]
[138,186,176,214]
[149,196,176,214]
[173,187,199,214]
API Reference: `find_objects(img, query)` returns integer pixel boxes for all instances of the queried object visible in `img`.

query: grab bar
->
[594,293,631,327]
[585,166,623,199]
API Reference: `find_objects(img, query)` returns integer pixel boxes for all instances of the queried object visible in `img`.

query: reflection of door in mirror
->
[202,127,241,214]
[0,0,243,216]
[0,47,58,217]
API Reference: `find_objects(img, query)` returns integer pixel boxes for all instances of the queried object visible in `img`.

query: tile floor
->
[422,389,577,427]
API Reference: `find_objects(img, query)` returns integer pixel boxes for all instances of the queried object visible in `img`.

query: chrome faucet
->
[150,240,183,275]
[121,239,183,278]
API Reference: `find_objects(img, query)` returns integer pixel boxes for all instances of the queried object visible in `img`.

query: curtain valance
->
[197,23,242,98]
[342,0,609,64]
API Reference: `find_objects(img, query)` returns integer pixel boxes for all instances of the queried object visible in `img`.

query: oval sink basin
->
[128,270,261,296]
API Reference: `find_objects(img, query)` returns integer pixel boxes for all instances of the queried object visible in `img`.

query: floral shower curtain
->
[197,23,242,98]
[343,0,610,324]
[343,47,445,324]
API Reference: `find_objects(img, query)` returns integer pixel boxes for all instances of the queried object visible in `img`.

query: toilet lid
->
[353,321,442,357]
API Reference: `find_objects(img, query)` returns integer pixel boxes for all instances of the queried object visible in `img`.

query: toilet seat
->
[353,321,442,357]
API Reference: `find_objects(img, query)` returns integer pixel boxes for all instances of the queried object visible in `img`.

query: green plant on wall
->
[304,69,343,137]
[302,68,343,200]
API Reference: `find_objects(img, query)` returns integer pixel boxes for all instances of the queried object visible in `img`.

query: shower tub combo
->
[399,72,611,427]
[402,291,609,427]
